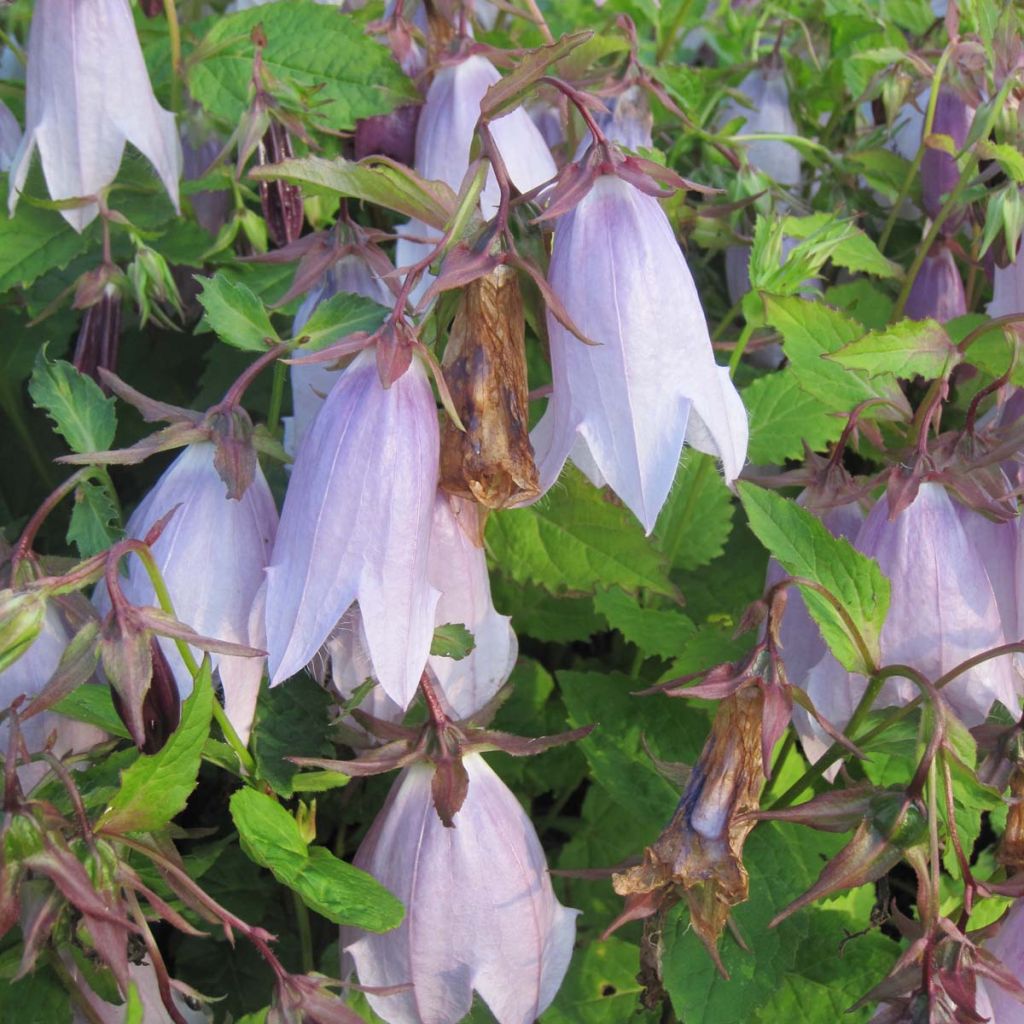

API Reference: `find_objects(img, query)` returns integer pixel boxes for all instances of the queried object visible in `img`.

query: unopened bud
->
[904,245,966,323]
[258,121,304,248]
[921,88,969,229]
[72,285,122,392]
[439,265,540,509]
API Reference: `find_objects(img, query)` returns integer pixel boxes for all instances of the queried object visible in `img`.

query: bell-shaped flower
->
[97,442,278,743]
[798,483,1019,767]
[904,245,966,322]
[722,67,801,187]
[9,0,181,232]
[286,254,392,456]
[397,55,556,298]
[345,752,578,1024]
[529,174,748,533]
[989,239,1024,319]
[265,349,440,708]
[921,88,970,226]
[979,898,1024,1022]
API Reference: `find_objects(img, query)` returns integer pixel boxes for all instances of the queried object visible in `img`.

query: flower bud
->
[904,245,966,322]
[0,590,46,674]
[9,0,182,232]
[346,753,577,1024]
[72,284,122,391]
[266,350,440,709]
[258,121,304,248]
[528,174,748,532]
[921,88,969,228]
[722,67,801,187]
[439,264,539,508]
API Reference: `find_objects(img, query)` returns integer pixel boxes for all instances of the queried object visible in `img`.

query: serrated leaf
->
[250,676,335,799]
[743,370,843,463]
[66,472,122,557]
[977,140,1024,183]
[593,589,696,660]
[781,213,901,279]
[229,787,403,931]
[654,452,734,571]
[28,351,117,454]
[188,1,416,130]
[828,318,961,380]
[490,576,603,644]
[98,662,213,833]
[430,622,476,660]
[196,273,279,351]
[762,294,911,421]
[0,202,93,293]
[248,155,456,230]
[738,483,889,672]
[54,684,131,739]
[485,466,676,598]
[293,292,388,352]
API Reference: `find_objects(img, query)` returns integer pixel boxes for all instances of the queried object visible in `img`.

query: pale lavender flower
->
[904,245,966,322]
[0,100,22,173]
[722,68,801,187]
[529,175,748,533]
[68,956,210,1024]
[97,443,278,743]
[798,483,1019,767]
[989,240,1024,319]
[979,898,1024,1022]
[9,0,181,232]
[921,88,969,225]
[346,753,577,1024]
[265,350,440,708]
[0,603,105,787]
[285,255,392,457]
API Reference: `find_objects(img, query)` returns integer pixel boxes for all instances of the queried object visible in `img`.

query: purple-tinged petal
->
[0,100,22,173]
[989,241,1024,320]
[325,607,405,723]
[100,442,278,743]
[980,898,1024,1022]
[531,175,747,533]
[9,0,181,232]
[904,246,966,322]
[722,69,801,187]
[921,88,970,225]
[347,753,578,1024]
[266,351,440,708]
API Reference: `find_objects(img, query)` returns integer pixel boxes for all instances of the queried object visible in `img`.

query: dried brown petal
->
[439,265,539,509]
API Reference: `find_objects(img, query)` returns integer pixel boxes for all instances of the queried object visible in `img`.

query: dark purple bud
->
[354,104,421,167]
[258,121,304,248]
[139,0,164,16]
[921,88,969,228]
[72,285,122,394]
[904,245,966,322]
[106,633,180,753]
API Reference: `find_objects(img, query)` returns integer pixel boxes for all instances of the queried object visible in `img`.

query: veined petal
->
[266,350,440,708]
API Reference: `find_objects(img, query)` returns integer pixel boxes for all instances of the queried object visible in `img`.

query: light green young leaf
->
[28,351,117,454]
[196,273,279,351]
[485,467,677,599]
[430,623,476,660]
[98,662,214,833]
[781,213,901,279]
[738,483,889,673]
[66,471,122,558]
[294,292,388,352]
[654,452,735,571]
[828,318,961,380]
[743,370,844,463]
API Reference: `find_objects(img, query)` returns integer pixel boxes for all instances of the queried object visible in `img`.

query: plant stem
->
[163,0,183,113]
[266,359,287,437]
[293,889,315,973]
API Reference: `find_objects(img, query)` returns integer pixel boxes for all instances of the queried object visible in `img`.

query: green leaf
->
[98,662,214,833]
[490,576,604,644]
[823,281,894,330]
[66,471,122,557]
[248,156,456,230]
[250,676,336,799]
[738,483,889,672]
[294,292,388,352]
[593,589,696,660]
[781,213,901,279]
[762,295,910,422]
[0,959,73,1024]
[662,823,896,1024]
[28,350,117,454]
[485,466,677,598]
[654,452,735,571]
[229,787,403,931]
[188,1,416,130]
[0,202,93,293]
[54,684,130,739]
[743,370,844,464]
[828,319,961,380]
[430,623,476,660]
[977,140,1024,183]
[196,273,279,351]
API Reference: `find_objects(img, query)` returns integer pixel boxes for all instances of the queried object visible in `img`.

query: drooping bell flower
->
[921,88,970,228]
[286,253,392,456]
[345,752,577,1024]
[989,239,1024,319]
[980,897,1024,1021]
[265,349,440,709]
[0,100,22,172]
[8,0,181,232]
[798,483,1019,767]
[904,244,966,322]
[98,443,278,743]
[530,174,748,532]
[721,67,801,187]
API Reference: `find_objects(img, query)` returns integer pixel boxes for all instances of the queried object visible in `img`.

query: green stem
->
[131,545,257,775]
[728,322,755,375]
[267,360,287,437]
[163,0,183,113]
[293,889,315,973]
[656,0,695,62]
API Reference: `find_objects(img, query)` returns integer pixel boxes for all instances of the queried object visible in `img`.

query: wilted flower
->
[98,443,278,743]
[722,66,801,187]
[904,244,966,322]
[9,0,181,232]
[798,483,1020,767]
[346,752,577,1024]
[266,350,440,709]
[530,174,748,532]
[921,88,970,227]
